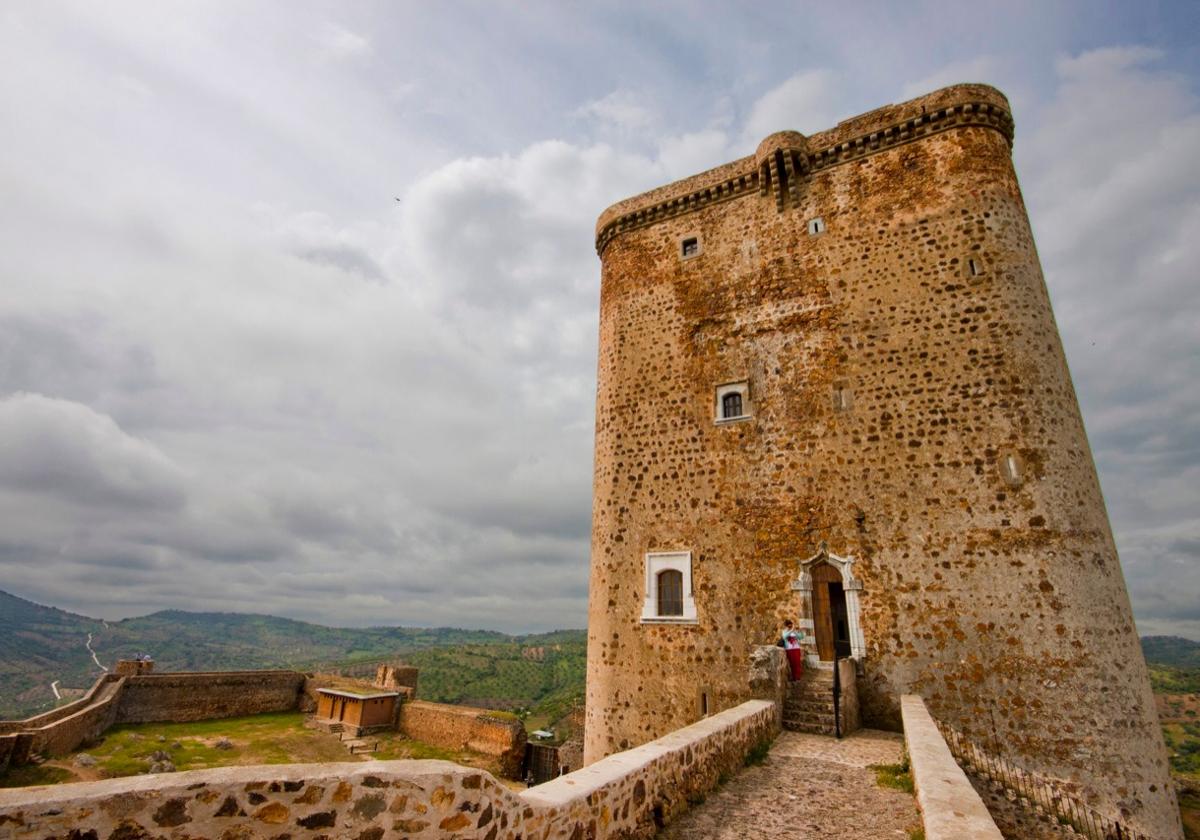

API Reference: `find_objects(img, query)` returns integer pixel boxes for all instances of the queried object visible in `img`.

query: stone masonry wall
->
[0,671,307,760]
[0,674,118,736]
[20,677,125,758]
[0,699,777,840]
[585,82,1180,838]
[115,671,305,724]
[400,700,527,779]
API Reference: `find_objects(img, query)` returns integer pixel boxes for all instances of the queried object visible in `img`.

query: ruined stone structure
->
[584,83,1181,837]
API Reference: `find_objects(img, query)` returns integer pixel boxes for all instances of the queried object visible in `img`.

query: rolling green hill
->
[1142,636,1200,670]
[0,589,584,720]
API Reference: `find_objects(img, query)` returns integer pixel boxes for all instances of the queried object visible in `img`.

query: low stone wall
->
[525,699,778,837]
[902,694,1003,840]
[747,644,789,727]
[399,701,527,779]
[0,699,778,839]
[116,671,306,724]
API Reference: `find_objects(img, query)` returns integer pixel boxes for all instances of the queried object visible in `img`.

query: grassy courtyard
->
[1,711,502,788]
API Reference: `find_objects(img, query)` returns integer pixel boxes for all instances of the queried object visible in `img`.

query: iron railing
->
[934,719,1149,840]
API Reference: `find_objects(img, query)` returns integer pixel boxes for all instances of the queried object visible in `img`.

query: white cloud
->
[0,393,185,509]
[317,22,372,60]
[900,56,1002,101]
[574,89,657,134]
[1017,46,1200,635]
[740,70,840,145]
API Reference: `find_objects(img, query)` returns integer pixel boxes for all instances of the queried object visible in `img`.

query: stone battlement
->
[595,83,1012,252]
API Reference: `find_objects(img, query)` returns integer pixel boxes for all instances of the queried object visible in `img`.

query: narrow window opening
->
[722,392,743,419]
[808,217,826,235]
[833,387,852,412]
[681,237,699,258]
[701,692,710,717]
[656,569,684,617]
[968,258,982,276]
[1001,452,1024,487]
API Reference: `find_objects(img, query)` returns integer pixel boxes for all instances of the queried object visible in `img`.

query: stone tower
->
[585,84,1180,837]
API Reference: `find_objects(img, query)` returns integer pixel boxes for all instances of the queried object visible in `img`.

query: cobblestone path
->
[658,729,920,839]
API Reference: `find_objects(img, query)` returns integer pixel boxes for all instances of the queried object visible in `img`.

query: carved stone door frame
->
[791,541,866,664]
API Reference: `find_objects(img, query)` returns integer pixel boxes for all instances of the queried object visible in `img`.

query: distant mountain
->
[0,589,583,720]
[0,590,104,717]
[1141,636,1200,670]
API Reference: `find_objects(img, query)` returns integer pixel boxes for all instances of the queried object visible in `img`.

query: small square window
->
[807,217,826,235]
[968,258,983,276]
[680,235,701,259]
[714,381,750,423]
[642,551,697,623]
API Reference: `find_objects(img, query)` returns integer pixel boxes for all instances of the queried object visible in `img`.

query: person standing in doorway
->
[781,619,805,680]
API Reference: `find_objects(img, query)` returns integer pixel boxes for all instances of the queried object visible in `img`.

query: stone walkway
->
[658,730,921,839]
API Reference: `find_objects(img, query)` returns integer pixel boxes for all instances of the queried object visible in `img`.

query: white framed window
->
[714,381,750,424]
[807,217,826,235]
[642,551,697,623]
[680,234,702,260]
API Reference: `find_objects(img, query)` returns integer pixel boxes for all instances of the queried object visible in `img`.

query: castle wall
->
[0,699,777,840]
[586,83,1180,837]
[0,674,118,735]
[115,671,305,724]
[399,700,527,779]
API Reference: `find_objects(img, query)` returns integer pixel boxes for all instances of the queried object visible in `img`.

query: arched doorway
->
[810,563,851,661]
[792,542,866,664]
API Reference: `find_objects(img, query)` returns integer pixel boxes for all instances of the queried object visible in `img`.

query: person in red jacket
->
[781,619,805,680]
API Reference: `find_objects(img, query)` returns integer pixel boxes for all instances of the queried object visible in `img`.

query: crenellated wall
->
[0,699,777,839]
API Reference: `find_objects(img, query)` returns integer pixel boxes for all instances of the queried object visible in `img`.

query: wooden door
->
[811,563,841,661]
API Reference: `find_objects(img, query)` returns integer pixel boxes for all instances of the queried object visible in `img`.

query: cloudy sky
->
[1,2,1197,637]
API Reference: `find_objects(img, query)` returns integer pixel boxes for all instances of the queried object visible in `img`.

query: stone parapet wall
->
[21,676,126,757]
[116,671,305,724]
[526,699,778,837]
[0,671,307,761]
[0,674,118,735]
[902,694,1003,840]
[399,701,526,779]
[0,699,777,839]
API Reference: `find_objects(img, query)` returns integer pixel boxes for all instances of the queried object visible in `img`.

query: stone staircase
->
[783,666,837,735]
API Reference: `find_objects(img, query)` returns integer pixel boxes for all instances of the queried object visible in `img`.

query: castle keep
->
[584,84,1180,836]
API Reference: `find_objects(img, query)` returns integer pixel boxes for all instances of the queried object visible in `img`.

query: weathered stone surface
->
[151,797,190,827]
[584,81,1181,839]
